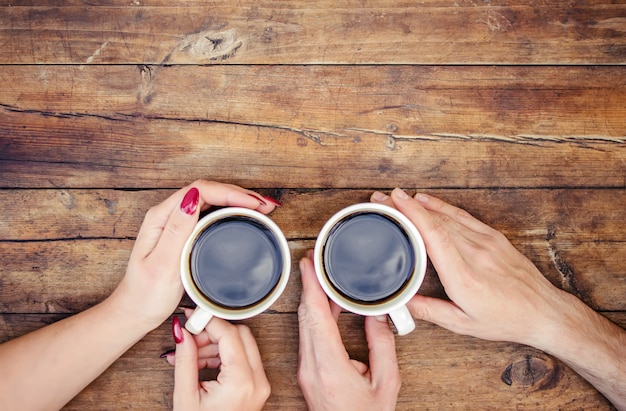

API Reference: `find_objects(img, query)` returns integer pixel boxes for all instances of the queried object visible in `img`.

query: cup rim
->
[180,207,291,320]
[313,203,427,316]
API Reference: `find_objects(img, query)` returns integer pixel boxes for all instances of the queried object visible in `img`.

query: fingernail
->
[180,187,199,215]
[392,187,410,200]
[299,259,306,275]
[172,317,184,344]
[263,195,282,207]
[247,193,267,206]
[372,191,389,202]
[159,348,176,358]
[415,193,429,203]
[375,315,388,323]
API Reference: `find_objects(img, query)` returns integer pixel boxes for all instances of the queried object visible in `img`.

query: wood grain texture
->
[1,237,624,314]
[1,0,625,409]
[1,313,623,410]
[1,1,625,64]
[1,66,625,188]
[1,189,624,314]
[2,188,625,241]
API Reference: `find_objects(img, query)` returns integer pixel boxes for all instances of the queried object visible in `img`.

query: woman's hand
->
[297,251,401,411]
[172,316,271,411]
[110,180,278,332]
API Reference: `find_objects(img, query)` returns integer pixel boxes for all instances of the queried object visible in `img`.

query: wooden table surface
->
[1,1,625,409]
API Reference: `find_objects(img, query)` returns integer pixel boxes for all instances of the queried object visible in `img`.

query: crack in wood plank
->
[546,224,587,303]
[2,102,625,150]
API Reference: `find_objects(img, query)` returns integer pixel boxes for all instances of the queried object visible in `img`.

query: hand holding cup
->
[313,203,427,335]
[181,207,290,334]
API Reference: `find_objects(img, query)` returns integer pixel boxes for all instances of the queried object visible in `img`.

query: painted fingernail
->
[247,193,267,206]
[180,187,199,215]
[263,195,282,207]
[172,317,184,344]
[392,188,410,200]
[372,191,389,202]
[159,348,176,358]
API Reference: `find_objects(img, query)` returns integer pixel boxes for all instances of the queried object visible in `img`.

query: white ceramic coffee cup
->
[313,203,427,336]
[180,207,291,335]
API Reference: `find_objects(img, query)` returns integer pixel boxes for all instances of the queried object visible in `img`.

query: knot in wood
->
[500,354,562,391]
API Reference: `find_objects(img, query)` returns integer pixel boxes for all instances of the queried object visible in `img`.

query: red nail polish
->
[180,187,199,215]
[172,317,184,344]
[159,348,176,358]
[247,193,267,206]
[263,196,282,207]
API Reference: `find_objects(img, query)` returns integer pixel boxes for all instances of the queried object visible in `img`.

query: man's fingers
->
[390,188,466,285]
[237,325,270,389]
[365,316,401,395]
[370,191,396,208]
[407,294,470,335]
[412,192,493,235]
[298,255,351,364]
[330,301,342,322]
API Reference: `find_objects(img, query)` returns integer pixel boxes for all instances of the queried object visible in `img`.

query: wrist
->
[529,292,626,407]
[104,284,162,337]
[525,289,586,354]
[527,289,622,365]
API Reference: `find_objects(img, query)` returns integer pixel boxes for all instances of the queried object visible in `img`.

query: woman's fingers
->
[204,318,255,381]
[149,187,200,266]
[135,180,278,260]
[173,318,200,408]
[193,180,277,215]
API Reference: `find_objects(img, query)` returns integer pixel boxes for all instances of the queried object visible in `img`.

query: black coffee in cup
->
[189,216,283,309]
[322,212,415,304]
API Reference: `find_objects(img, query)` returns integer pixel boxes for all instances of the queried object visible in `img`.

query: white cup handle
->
[185,307,214,335]
[388,305,415,336]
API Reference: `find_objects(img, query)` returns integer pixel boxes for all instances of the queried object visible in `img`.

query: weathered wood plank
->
[1,1,625,65]
[2,65,625,139]
[2,1,623,409]
[1,313,622,410]
[1,189,624,312]
[2,188,625,242]
[1,238,624,314]
[1,66,625,189]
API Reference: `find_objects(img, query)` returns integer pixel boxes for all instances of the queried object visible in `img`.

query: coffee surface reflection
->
[190,216,283,308]
[323,213,415,304]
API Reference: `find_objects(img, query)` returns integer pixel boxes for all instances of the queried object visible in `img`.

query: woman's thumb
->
[173,317,199,408]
